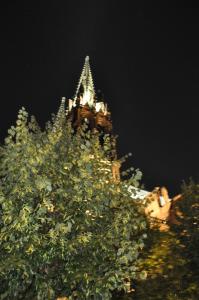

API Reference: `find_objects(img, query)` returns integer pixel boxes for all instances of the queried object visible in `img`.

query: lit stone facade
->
[65,56,178,225]
[66,56,120,180]
[67,56,112,135]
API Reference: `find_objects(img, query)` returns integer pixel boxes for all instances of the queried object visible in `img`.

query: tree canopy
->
[130,180,199,300]
[0,105,147,299]
[175,180,199,289]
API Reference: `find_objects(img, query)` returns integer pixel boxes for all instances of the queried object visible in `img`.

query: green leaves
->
[7,128,15,137]
[176,180,199,278]
[55,222,72,234]
[0,107,147,299]
[35,177,52,192]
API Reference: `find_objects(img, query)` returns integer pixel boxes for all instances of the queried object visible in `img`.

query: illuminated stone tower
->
[58,56,176,223]
[66,56,120,181]
[67,56,113,133]
[64,57,176,222]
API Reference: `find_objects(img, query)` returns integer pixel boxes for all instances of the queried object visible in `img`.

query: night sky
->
[0,1,198,196]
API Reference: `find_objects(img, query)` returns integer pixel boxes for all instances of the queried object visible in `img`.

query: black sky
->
[0,1,198,196]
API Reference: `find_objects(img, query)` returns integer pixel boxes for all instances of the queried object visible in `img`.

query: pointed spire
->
[74,56,95,107]
[53,97,66,132]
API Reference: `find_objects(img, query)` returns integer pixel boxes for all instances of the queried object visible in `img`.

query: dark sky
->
[0,1,198,196]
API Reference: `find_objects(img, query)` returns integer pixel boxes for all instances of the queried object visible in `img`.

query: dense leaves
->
[177,180,199,270]
[125,181,199,300]
[0,106,147,299]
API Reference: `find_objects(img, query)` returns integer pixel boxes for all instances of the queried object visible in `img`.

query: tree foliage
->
[177,180,199,268]
[0,106,147,299]
[130,180,199,300]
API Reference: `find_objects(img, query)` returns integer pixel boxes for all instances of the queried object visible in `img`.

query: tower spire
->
[67,57,112,133]
[74,56,95,107]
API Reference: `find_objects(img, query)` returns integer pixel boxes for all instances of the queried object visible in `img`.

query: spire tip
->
[85,55,89,62]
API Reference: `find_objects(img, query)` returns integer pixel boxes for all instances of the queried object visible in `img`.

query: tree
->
[175,180,199,268]
[129,180,199,300]
[0,105,147,299]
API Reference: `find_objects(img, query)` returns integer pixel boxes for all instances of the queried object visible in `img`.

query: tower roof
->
[67,56,111,132]
[68,57,108,116]
[74,56,95,107]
